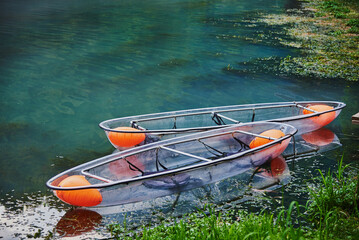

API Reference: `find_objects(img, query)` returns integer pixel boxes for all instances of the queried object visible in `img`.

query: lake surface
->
[1,0,359,238]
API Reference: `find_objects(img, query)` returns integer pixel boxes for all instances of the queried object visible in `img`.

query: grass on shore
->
[108,156,359,239]
[305,157,359,239]
[108,203,306,240]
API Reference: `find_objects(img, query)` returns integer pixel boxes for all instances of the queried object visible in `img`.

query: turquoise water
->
[0,0,359,238]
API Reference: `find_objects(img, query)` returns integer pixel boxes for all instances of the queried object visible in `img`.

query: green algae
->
[223,0,359,81]
[271,0,358,81]
[0,122,29,136]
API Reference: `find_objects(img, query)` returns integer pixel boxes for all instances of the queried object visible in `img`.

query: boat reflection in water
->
[283,128,341,161]
[55,209,102,238]
[54,127,341,237]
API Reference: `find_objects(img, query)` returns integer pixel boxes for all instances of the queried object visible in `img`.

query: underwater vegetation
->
[275,0,359,81]
[223,0,359,81]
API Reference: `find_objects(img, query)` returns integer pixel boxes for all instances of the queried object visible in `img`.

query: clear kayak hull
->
[99,101,345,149]
[47,122,297,207]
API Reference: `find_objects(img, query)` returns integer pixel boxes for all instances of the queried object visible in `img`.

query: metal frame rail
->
[129,103,298,130]
[81,128,281,183]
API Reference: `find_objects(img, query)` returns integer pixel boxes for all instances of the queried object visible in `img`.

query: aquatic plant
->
[319,1,350,18]
[224,0,359,81]
[347,18,359,33]
[278,0,359,81]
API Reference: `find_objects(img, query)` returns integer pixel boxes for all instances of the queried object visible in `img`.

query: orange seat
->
[303,104,336,127]
[249,129,285,149]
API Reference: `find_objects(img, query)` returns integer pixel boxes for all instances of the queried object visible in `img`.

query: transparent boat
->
[46,122,297,207]
[99,101,345,149]
[53,155,290,238]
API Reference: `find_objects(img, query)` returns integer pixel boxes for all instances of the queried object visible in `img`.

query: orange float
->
[108,127,146,148]
[301,128,335,146]
[249,129,285,149]
[56,175,102,207]
[303,104,336,127]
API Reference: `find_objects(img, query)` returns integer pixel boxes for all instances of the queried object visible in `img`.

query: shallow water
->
[1,0,359,238]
